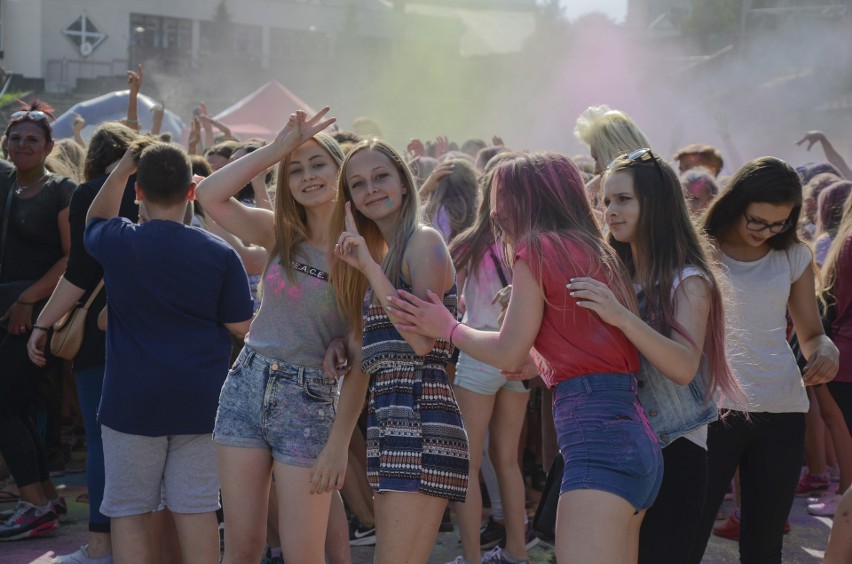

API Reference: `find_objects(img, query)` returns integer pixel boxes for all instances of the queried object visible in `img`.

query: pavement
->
[0,470,837,564]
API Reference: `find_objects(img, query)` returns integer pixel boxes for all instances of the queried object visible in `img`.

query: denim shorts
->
[454,353,529,395]
[553,372,663,511]
[214,347,338,467]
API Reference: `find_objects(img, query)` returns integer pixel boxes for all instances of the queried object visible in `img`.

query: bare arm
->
[27,276,87,366]
[788,262,839,385]
[72,114,86,148]
[88,150,136,223]
[388,258,544,371]
[797,131,852,179]
[195,108,335,249]
[125,65,142,131]
[311,333,369,493]
[205,218,269,276]
[224,319,252,339]
[569,275,710,385]
[150,102,165,136]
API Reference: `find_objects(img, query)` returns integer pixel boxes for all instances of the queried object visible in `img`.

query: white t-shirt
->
[719,243,812,413]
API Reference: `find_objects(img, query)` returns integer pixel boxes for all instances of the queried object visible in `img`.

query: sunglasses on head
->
[10,110,50,122]
[608,147,665,183]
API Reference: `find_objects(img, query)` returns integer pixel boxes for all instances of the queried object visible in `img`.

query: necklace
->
[13,173,49,196]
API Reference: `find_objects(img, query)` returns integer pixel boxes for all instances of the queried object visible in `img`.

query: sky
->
[559,0,628,22]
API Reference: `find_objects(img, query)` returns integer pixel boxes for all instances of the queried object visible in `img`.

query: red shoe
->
[713,510,740,541]
[784,520,791,534]
[795,472,829,496]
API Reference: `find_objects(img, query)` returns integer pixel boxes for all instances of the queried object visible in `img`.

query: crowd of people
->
[0,66,851,564]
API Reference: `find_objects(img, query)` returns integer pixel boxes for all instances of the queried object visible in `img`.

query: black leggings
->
[828,381,852,436]
[639,437,708,564]
[689,411,805,564]
[0,331,51,488]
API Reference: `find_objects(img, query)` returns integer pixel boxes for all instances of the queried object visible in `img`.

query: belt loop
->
[297,366,305,386]
[243,348,254,368]
[582,377,593,394]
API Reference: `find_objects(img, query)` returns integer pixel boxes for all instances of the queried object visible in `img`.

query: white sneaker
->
[807,494,840,517]
[52,545,113,564]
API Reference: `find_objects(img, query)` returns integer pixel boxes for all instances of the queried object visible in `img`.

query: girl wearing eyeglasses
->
[689,157,838,563]
[384,152,663,564]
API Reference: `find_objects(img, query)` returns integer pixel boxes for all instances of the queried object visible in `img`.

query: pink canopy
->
[213,81,317,141]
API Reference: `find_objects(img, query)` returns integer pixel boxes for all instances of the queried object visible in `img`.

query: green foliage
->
[0,91,27,109]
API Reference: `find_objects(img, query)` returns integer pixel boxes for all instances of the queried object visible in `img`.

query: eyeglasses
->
[608,148,665,182]
[743,213,792,234]
[9,111,50,122]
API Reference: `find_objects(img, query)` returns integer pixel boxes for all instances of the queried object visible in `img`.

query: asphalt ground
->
[0,469,836,563]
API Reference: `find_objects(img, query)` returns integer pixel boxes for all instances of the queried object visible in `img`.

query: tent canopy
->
[53,91,186,142]
[213,81,317,141]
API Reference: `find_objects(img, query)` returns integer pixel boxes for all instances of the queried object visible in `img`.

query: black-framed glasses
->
[608,147,665,182]
[743,213,792,234]
[9,110,49,122]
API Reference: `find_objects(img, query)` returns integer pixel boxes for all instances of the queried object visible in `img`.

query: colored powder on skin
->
[385,198,394,208]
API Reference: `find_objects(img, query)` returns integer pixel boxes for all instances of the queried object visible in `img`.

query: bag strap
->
[80,280,105,311]
[489,248,509,288]
[0,178,15,279]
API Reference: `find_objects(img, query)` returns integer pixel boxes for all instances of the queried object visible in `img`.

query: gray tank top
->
[245,242,348,368]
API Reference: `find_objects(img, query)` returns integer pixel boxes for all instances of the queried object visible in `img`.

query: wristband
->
[448,322,462,347]
[16,299,37,306]
[32,324,50,332]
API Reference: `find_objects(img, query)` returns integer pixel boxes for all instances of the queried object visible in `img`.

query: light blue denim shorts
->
[553,372,663,511]
[454,353,529,395]
[214,347,338,467]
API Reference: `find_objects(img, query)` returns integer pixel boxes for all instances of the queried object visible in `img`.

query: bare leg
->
[824,486,852,563]
[157,509,185,564]
[490,388,530,560]
[171,511,219,564]
[815,385,852,492]
[112,513,153,564]
[453,386,496,562]
[555,489,642,564]
[217,445,273,564]
[374,492,447,564]
[342,427,374,527]
[273,461,332,564]
[325,491,352,564]
[805,388,827,475]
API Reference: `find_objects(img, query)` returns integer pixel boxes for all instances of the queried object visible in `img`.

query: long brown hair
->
[424,158,479,242]
[605,151,742,405]
[822,191,852,298]
[267,132,344,281]
[330,139,422,334]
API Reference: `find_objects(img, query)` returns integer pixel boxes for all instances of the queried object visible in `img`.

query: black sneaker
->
[0,501,58,541]
[479,516,506,549]
[349,522,376,546]
[439,508,454,533]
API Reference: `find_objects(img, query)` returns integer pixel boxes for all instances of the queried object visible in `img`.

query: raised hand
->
[796,131,826,151]
[187,116,201,149]
[72,113,85,132]
[272,107,336,153]
[407,138,426,159]
[127,64,143,92]
[492,135,504,147]
[333,201,374,272]
[418,161,454,197]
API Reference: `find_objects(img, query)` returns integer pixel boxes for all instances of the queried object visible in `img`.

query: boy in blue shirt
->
[84,141,253,562]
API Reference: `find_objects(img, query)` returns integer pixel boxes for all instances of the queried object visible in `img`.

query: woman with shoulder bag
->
[0,102,75,541]
[27,121,138,561]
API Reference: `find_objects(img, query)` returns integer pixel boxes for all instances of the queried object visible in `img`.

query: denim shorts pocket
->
[303,376,336,405]
[601,417,657,479]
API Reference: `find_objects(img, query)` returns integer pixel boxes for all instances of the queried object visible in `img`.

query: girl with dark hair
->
[385,152,663,563]
[330,139,469,564]
[0,101,75,540]
[422,158,479,245]
[27,120,139,561]
[197,109,355,564]
[443,165,530,564]
[690,157,839,563]
[569,148,741,563]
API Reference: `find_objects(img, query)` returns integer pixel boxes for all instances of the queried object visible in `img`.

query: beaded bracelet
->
[32,324,50,332]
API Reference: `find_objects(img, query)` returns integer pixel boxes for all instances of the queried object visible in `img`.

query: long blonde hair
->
[267,132,344,280]
[330,139,422,334]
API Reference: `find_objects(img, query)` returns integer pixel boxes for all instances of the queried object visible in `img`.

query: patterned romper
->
[361,280,470,502]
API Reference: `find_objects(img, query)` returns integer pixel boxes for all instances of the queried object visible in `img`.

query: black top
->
[64,174,139,370]
[0,170,75,283]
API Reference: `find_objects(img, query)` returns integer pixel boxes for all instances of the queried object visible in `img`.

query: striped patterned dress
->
[361,280,469,502]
